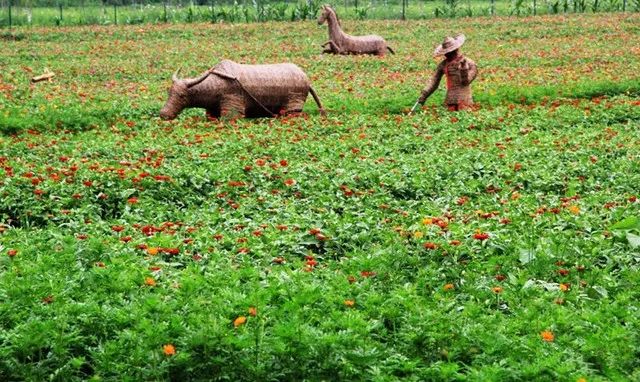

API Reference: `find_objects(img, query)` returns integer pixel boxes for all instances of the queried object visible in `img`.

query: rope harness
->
[209,70,277,117]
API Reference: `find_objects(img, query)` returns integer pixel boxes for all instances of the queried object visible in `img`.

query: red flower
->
[279,159,288,167]
[473,232,490,241]
[83,180,93,187]
[449,240,461,246]
[424,242,438,250]
[112,225,125,233]
[284,178,296,186]
[7,249,17,257]
[558,269,570,276]
[127,197,138,204]
[360,271,376,278]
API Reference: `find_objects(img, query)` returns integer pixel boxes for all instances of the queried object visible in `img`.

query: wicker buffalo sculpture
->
[317,4,394,56]
[160,60,325,120]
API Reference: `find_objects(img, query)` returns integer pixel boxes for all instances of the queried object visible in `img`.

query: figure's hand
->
[460,59,469,71]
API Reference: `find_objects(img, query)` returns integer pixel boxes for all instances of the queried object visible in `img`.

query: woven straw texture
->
[160,60,324,119]
[418,55,478,107]
[318,5,394,56]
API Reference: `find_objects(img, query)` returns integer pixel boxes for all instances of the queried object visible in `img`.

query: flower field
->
[1,13,640,381]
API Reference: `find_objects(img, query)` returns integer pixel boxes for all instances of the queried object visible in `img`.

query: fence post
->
[622,0,626,11]
[402,0,406,20]
[491,0,495,15]
[59,3,63,23]
[8,0,12,28]
[114,3,117,25]
[533,0,536,15]
[210,0,215,22]
[164,1,168,22]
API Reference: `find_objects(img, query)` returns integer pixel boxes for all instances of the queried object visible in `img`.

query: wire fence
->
[0,0,638,27]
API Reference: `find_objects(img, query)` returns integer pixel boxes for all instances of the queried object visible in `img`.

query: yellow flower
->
[413,231,424,239]
[147,247,159,256]
[443,283,455,291]
[568,205,580,215]
[344,299,355,307]
[422,218,433,225]
[144,277,156,287]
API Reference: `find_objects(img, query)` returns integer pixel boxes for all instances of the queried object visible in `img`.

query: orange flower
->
[144,277,156,287]
[559,283,570,292]
[540,330,555,342]
[567,205,580,215]
[233,316,247,328]
[443,283,455,291]
[146,247,159,256]
[344,299,355,307]
[248,307,257,317]
[492,286,503,294]
[422,218,433,225]
[163,344,176,356]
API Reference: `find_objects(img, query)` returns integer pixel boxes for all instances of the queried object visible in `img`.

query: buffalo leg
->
[220,94,245,119]
[283,94,306,115]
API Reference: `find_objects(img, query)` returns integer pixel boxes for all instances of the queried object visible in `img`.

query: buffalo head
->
[159,69,211,120]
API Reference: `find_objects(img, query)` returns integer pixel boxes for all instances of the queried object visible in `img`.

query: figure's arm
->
[460,58,478,86]
[418,61,445,104]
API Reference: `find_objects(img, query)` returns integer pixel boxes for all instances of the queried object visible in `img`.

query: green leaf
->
[610,216,640,231]
[519,248,536,264]
[626,232,640,248]
[587,286,608,299]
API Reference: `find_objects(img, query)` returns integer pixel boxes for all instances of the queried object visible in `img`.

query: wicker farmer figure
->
[412,34,478,112]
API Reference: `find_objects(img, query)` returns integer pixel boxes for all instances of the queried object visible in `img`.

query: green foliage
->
[1,14,640,381]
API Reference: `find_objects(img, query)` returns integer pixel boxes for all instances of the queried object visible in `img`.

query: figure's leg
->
[220,94,245,119]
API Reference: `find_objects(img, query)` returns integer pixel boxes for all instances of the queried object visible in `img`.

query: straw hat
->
[433,34,466,56]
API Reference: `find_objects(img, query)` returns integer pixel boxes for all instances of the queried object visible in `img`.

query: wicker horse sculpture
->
[160,60,325,120]
[317,4,394,56]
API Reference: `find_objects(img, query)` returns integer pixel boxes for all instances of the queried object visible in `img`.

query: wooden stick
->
[31,71,55,83]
